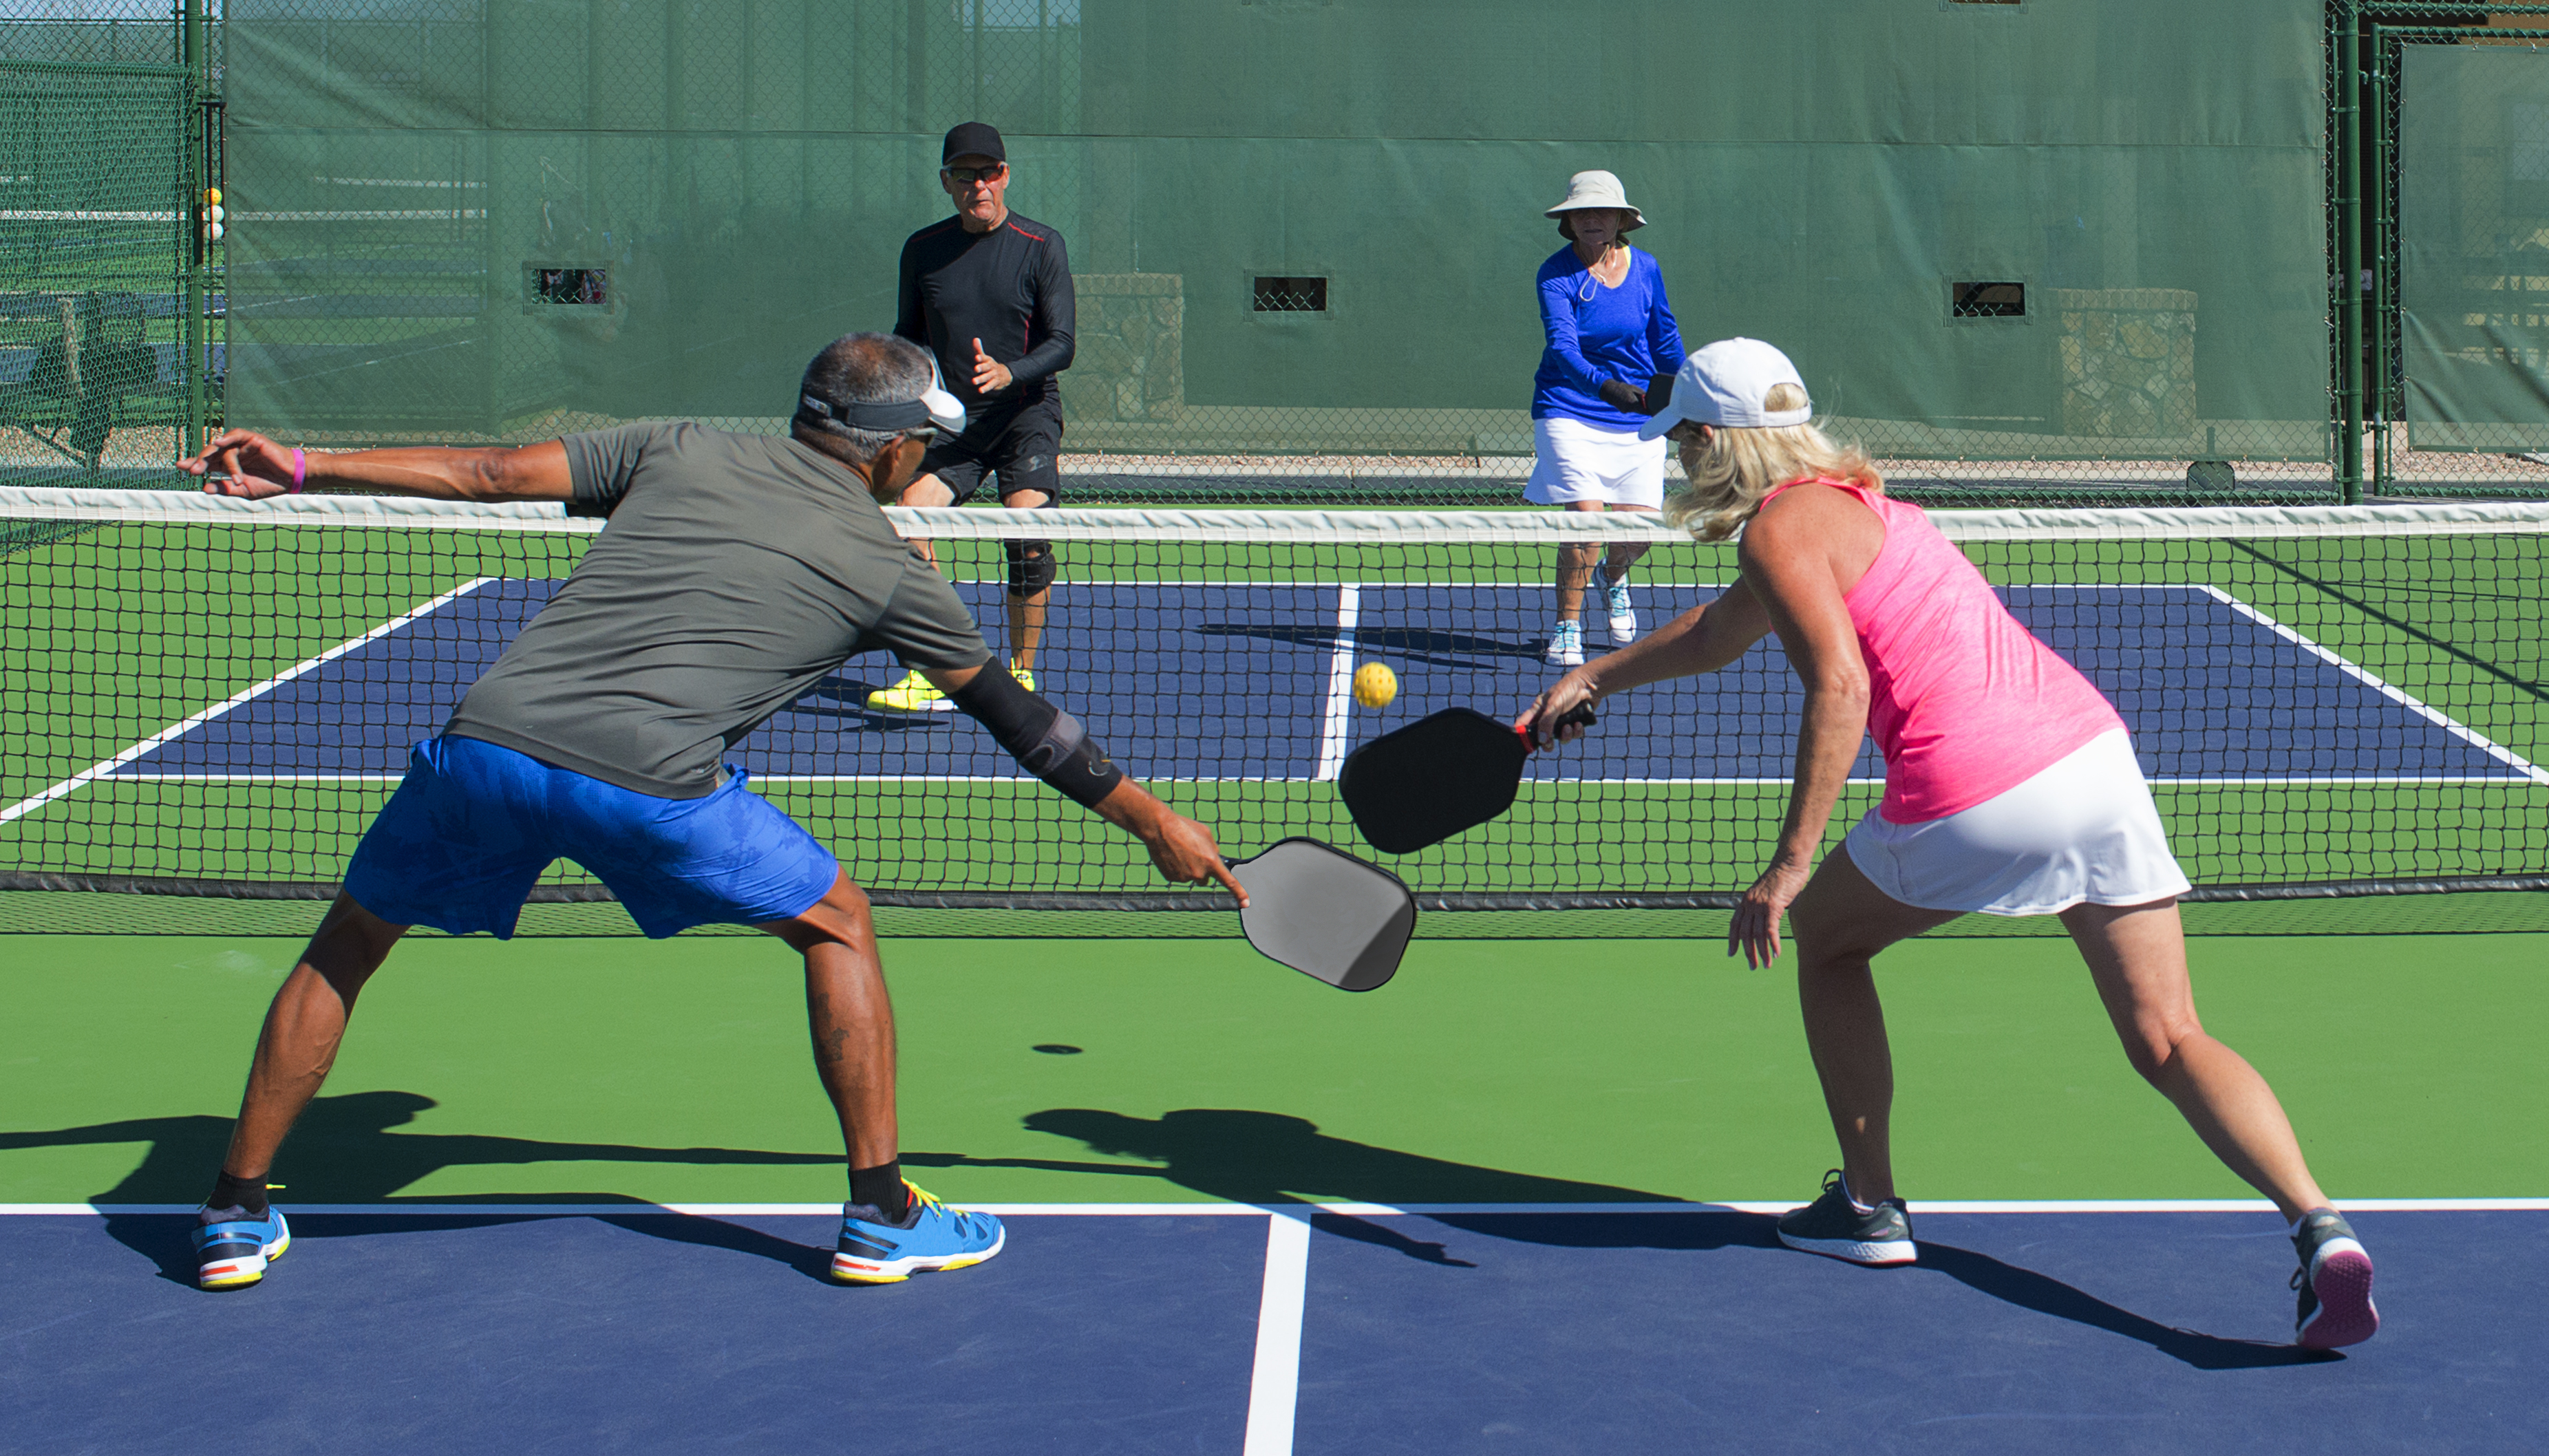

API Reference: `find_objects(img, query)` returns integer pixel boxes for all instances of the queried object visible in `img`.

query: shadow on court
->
[1909,1240,2336,1369]
[0,1089,843,1285]
[937,1106,2328,1368]
[1192,623,1545,669]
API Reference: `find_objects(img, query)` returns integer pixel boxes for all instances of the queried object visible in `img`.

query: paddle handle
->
[1524,703,1597,737]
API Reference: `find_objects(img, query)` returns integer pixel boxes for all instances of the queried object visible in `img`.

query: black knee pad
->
[1006,538,1056,598]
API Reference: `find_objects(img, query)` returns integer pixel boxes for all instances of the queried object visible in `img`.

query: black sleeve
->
[557,422,674,517]
[893,235,927,347]
[1006,233,1076,386]
[948,663,1126,811]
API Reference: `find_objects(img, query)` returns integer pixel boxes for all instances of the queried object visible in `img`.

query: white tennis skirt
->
[1524,416,1667,508]
[1843,729,2192,917]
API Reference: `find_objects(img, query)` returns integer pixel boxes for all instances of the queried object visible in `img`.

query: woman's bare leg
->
[2060,898,2328,1220]
[1552,500,1608,622]
[1600,502,1656,584]
[1785,846,1962,1205]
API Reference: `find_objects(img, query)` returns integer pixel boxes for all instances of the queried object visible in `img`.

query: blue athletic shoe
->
[831,1182,1005,1284]
[193,1205,290,1290]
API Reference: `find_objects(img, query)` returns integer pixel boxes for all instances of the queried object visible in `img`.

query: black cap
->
[941,121,1005,166]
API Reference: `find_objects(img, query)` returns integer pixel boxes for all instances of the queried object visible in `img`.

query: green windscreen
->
[2401,43,2549,453]
[224,0,2329,469]
[0,57,191,493]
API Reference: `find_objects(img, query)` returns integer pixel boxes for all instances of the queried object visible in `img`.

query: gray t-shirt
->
[444,422,992,797]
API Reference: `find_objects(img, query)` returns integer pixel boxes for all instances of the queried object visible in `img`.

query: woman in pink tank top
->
[1516,339,2376,1349]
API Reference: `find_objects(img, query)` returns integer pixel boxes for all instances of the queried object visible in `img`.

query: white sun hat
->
[1544,170,1646,232]
[1639,338,1815,440]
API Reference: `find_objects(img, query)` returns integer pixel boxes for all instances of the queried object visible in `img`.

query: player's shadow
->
[915,1106,1698,1267]
[0,1090,845,1285]
[1193,623,1546,669]
[1912,1241,2340,1369]
[948,1107,2332,1366]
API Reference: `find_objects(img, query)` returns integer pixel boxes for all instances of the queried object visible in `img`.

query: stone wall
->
[1067,272,1183,423]
[2051,288,2197,440]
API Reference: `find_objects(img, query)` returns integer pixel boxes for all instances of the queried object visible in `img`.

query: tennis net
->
[5,486,2548,931]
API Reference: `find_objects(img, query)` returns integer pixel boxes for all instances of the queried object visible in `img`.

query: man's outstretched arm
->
[184,428,574,504]
[926,661,1247,903]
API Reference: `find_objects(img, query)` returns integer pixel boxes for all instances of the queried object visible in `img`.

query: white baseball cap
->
[1638,337,1814,440]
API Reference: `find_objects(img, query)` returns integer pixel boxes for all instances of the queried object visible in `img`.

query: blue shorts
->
[343,736,840,939]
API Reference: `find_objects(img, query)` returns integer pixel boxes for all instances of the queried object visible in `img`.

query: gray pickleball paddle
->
[1226,837,1416,992]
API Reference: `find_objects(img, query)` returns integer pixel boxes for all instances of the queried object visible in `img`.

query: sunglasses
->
[941,164,1006,185]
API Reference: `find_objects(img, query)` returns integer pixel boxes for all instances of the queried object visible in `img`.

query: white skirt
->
[1524,416,1667,507]
[1843,729,2192,917]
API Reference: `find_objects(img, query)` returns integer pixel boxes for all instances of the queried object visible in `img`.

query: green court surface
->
[3,928,2542,1208]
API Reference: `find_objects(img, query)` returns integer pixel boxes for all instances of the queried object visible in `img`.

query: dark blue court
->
[1,1207,2537,1454]
[111,581,2539,784]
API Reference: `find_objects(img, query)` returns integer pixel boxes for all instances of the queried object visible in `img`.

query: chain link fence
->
[43,6,2549,508]
[0,55,194,505]
[182,0,2354,506]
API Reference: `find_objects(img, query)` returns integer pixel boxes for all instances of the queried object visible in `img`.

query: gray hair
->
[796,332,935,462]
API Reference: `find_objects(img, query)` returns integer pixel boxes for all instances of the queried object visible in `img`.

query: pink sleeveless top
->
[1762,478,2124,824]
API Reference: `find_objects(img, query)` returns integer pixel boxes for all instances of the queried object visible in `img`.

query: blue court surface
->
[1,1203,2539,1454]
[107,580,2543,786]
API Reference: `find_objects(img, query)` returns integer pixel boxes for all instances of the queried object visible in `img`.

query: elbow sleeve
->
[949,665,1126,810]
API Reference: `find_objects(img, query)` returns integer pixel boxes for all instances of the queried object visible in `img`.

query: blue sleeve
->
[1645,258,1687,374]
[1537,272,1608,395]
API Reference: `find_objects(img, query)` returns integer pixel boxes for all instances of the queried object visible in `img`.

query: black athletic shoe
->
[2291,1208,2378,1349]
[1776,1170,1916,1265]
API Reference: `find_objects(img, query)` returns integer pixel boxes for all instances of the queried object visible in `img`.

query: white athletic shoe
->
[1592,563,1638,645]
[1544,619,1585,667]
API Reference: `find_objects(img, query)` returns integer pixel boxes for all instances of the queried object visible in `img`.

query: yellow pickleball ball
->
[1352,661,1398,709]
[204,186,221,206]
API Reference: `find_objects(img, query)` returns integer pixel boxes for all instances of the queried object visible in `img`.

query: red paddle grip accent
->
[1518,703,1597,737]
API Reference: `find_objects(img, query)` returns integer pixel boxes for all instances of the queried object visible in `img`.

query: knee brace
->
[1006,538,1057,599]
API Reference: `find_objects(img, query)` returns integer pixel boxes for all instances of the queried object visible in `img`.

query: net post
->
[2335,0,2367,504]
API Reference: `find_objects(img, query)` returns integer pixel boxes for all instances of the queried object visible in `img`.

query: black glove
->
[1596,378,1648,414]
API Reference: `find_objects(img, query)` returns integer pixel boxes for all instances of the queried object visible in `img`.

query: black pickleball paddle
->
[1336,705,1596,855]
[1226,837,1416,992]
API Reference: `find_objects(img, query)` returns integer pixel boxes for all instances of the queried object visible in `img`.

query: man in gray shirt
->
[177,332,1240,1292]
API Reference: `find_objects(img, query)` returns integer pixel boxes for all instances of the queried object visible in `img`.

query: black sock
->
[207,1169,268,1217]
[848,1160,908,1222]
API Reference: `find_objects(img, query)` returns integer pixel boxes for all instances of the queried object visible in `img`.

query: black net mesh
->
[5,486,2547,935]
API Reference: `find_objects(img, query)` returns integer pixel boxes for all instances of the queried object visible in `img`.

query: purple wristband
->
[290,447,306,493]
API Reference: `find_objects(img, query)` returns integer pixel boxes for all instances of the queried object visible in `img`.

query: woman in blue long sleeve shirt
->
[1528,171,1687,665]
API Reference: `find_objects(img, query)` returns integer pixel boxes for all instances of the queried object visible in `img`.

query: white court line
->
[1312,584,1362,782]
[2196,585,2549,785]
[12,1198,2547,1217]
[0,579,498,829]
[1242,1211,1312,1456]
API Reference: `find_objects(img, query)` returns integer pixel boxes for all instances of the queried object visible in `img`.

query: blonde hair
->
[1663,383,1882,541]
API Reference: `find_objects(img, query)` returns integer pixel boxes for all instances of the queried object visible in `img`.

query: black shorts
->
[918,401,1063,506]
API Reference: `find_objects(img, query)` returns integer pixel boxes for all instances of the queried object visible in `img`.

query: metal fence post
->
[180,0,204,459]
[2336,0,2366,503]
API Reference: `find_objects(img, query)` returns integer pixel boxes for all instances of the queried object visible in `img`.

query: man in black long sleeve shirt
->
[868,121,1078,714]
